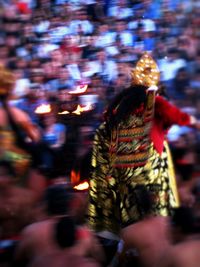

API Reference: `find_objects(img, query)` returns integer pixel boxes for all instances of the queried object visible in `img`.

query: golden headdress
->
[0,64,15,96]
[131,52,160,87]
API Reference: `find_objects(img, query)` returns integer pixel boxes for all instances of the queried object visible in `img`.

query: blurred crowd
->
[1,0,200,174]
[1,0,200,266]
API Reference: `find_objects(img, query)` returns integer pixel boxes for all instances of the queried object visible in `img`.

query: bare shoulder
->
[21,220,53,237]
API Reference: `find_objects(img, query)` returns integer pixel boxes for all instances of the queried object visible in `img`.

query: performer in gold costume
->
[87,53,199,235]
[0,65,40,181]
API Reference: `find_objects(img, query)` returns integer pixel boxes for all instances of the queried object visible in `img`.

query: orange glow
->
[35,104,51,114]
[71,169,80,184]
[69,85,88,94]
[73,181,89,191]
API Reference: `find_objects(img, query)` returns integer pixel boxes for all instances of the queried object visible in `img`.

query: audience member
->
[120,185,171,267]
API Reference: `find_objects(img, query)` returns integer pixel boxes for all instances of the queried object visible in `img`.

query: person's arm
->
[2,100,41,144]
[155,96,199,128]
[14,108,41,143]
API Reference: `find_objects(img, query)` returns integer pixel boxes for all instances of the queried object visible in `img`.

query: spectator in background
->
[173,68,191,101]
[158,48,187,99]
[69,9,94,36]
[114,20,134,47]
[45,66,75,94]
[39,110,67,172]
[12,68,30,100]
[107,0,133,20]
[86,49,118,83]
[37,38,59,59]
[94,23,116,49]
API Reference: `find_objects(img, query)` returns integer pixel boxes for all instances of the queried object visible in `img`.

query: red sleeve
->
[155,96,191,128]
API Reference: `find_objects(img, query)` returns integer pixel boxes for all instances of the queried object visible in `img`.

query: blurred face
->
[51,49,63,62]
[14,69,23,79]
[59,68,69,80]
[5,36,19,47]
[97,51,106,62]
[116,21,126,32]
[58,90,71,102]
[99,24,108,34]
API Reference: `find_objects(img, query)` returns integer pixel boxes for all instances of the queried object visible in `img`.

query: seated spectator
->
[14,184,104,266]
[29,216,101,267]
[159,206,200,267]
[120,185,171,267]
[38,111,67,173]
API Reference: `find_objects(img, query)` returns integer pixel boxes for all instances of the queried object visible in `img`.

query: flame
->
[35,104,51,114]
[71,169,89,191]
[72,105,83,115]
[58,110,70,115]
[69,85,88,94]
[57,103,93,116]
[72,104,93,115]
[73,181,89,191]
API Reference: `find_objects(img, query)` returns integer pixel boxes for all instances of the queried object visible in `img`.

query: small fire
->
[71,169,89,191]
[73,181,89,191]
[69,85,88,94]
[35,104,51,114]
[58,110,70,115]
[74,104,93,115]
[71,169,80,184]
[58,104,93,116]
[72,104,92,115]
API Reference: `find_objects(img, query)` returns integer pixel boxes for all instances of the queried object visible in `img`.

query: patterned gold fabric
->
[87,122,179,235]
[110,90,156,168]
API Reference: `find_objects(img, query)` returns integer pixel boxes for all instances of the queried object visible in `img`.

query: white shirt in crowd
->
[67,63,82,81]
[69,20,94,35]
[85,59,118,82]
[128,19,156,32]
[37,42,59,58]
[158,57,186,81]
[13,78,30,98]
[108,6,133,19]
[94,32,116,48]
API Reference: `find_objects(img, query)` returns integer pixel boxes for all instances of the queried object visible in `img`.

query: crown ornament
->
[131,52,160,87]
